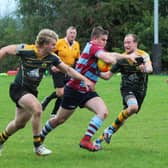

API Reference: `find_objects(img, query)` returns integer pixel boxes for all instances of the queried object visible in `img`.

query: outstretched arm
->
[97,51,137,65]
[0,45,17,59]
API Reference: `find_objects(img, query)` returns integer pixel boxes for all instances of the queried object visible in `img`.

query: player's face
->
[44,39,57,53]
[96,35,108,48]
[124,35,137,54]
[66,29,77,42]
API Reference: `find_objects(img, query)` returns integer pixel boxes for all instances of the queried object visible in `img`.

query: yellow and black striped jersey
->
[111,49,151,90]
[14,44,61,91]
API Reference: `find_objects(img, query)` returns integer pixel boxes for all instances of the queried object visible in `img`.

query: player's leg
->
[18,93,52,156]
[80,95,109,151]
[50,72,65,116]
[104,88,147,144]
[0,94,33,155]
[95,93,139,146]
[41,91,57,110]
[39,108,76,155]
[0,84,36,155]
[105,94,139,136]
[50,87,64,117]
[41,71,59,111]
[40,106,75,142]
[40,86,77,142]
[0,106,32,155]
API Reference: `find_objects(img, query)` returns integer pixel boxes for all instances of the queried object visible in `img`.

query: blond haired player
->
[0,29,93,156]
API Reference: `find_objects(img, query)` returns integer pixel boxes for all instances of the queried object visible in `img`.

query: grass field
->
[0,75,167,168]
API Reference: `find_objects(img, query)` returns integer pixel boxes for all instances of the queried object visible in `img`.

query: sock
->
[82,116,103,141]
[99,110,129,142]
[99,134,105,142]
[112,109,129,131]
[33,135,42,148]
[48,91,57,100]
[51,97,62,115]
[42,92,57,110]
[0,130,10,144]
[40,121,54,141]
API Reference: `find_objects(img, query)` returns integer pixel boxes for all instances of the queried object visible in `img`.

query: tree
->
[0,16,21,72]
[0,0,168,72]
[17,0,58,43]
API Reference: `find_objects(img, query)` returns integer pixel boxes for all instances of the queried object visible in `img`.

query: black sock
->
[51,97,62,115]
[48,91,57,100]
[42,92,57,110]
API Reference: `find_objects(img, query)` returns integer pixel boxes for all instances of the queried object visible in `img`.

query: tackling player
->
[94,34,153,148]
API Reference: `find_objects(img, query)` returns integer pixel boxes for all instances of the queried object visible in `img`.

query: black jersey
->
[14,44,61,91]
[112,59,148,91]
[111,49,151,91]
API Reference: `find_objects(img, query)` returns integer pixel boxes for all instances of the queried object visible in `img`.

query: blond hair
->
[35,29,59,46]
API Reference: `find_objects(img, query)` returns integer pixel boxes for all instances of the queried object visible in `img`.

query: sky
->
[0,0,17,17]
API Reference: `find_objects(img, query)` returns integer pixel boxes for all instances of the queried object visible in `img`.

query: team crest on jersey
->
[27,68,40,78]
[42,63,47,68]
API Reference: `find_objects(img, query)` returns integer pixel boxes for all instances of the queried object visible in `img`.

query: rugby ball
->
[97,59,112,72]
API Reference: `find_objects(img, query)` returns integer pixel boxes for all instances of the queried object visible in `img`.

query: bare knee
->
[128,105,139,115]
[31,102,42,116]
[97,110,109,120]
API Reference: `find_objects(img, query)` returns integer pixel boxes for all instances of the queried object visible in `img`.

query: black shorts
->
[61,86,99,109]
[121,87,147,111]
[9,83,38,108]
[51,72,70,88]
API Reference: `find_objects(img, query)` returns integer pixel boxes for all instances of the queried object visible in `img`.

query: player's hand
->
[51,66,60,72]
[166,79,168,84]
[126,52,138,63]
[138,64,146,72]
[100,71,113,80]
[84,79,95,91]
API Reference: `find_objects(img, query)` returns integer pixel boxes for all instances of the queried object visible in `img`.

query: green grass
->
[0,75,168,168]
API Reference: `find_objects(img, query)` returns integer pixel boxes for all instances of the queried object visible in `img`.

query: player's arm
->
[99,61,119,80]
[57,62,95,91]
[138,62,153,73]
[97,50,137,65]
[50,65,61,73]
[144,60,153,73]
[137,55,153,73]
[0,45,17,59]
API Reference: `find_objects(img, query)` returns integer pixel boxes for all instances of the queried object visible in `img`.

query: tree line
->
[0,0,168,73]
